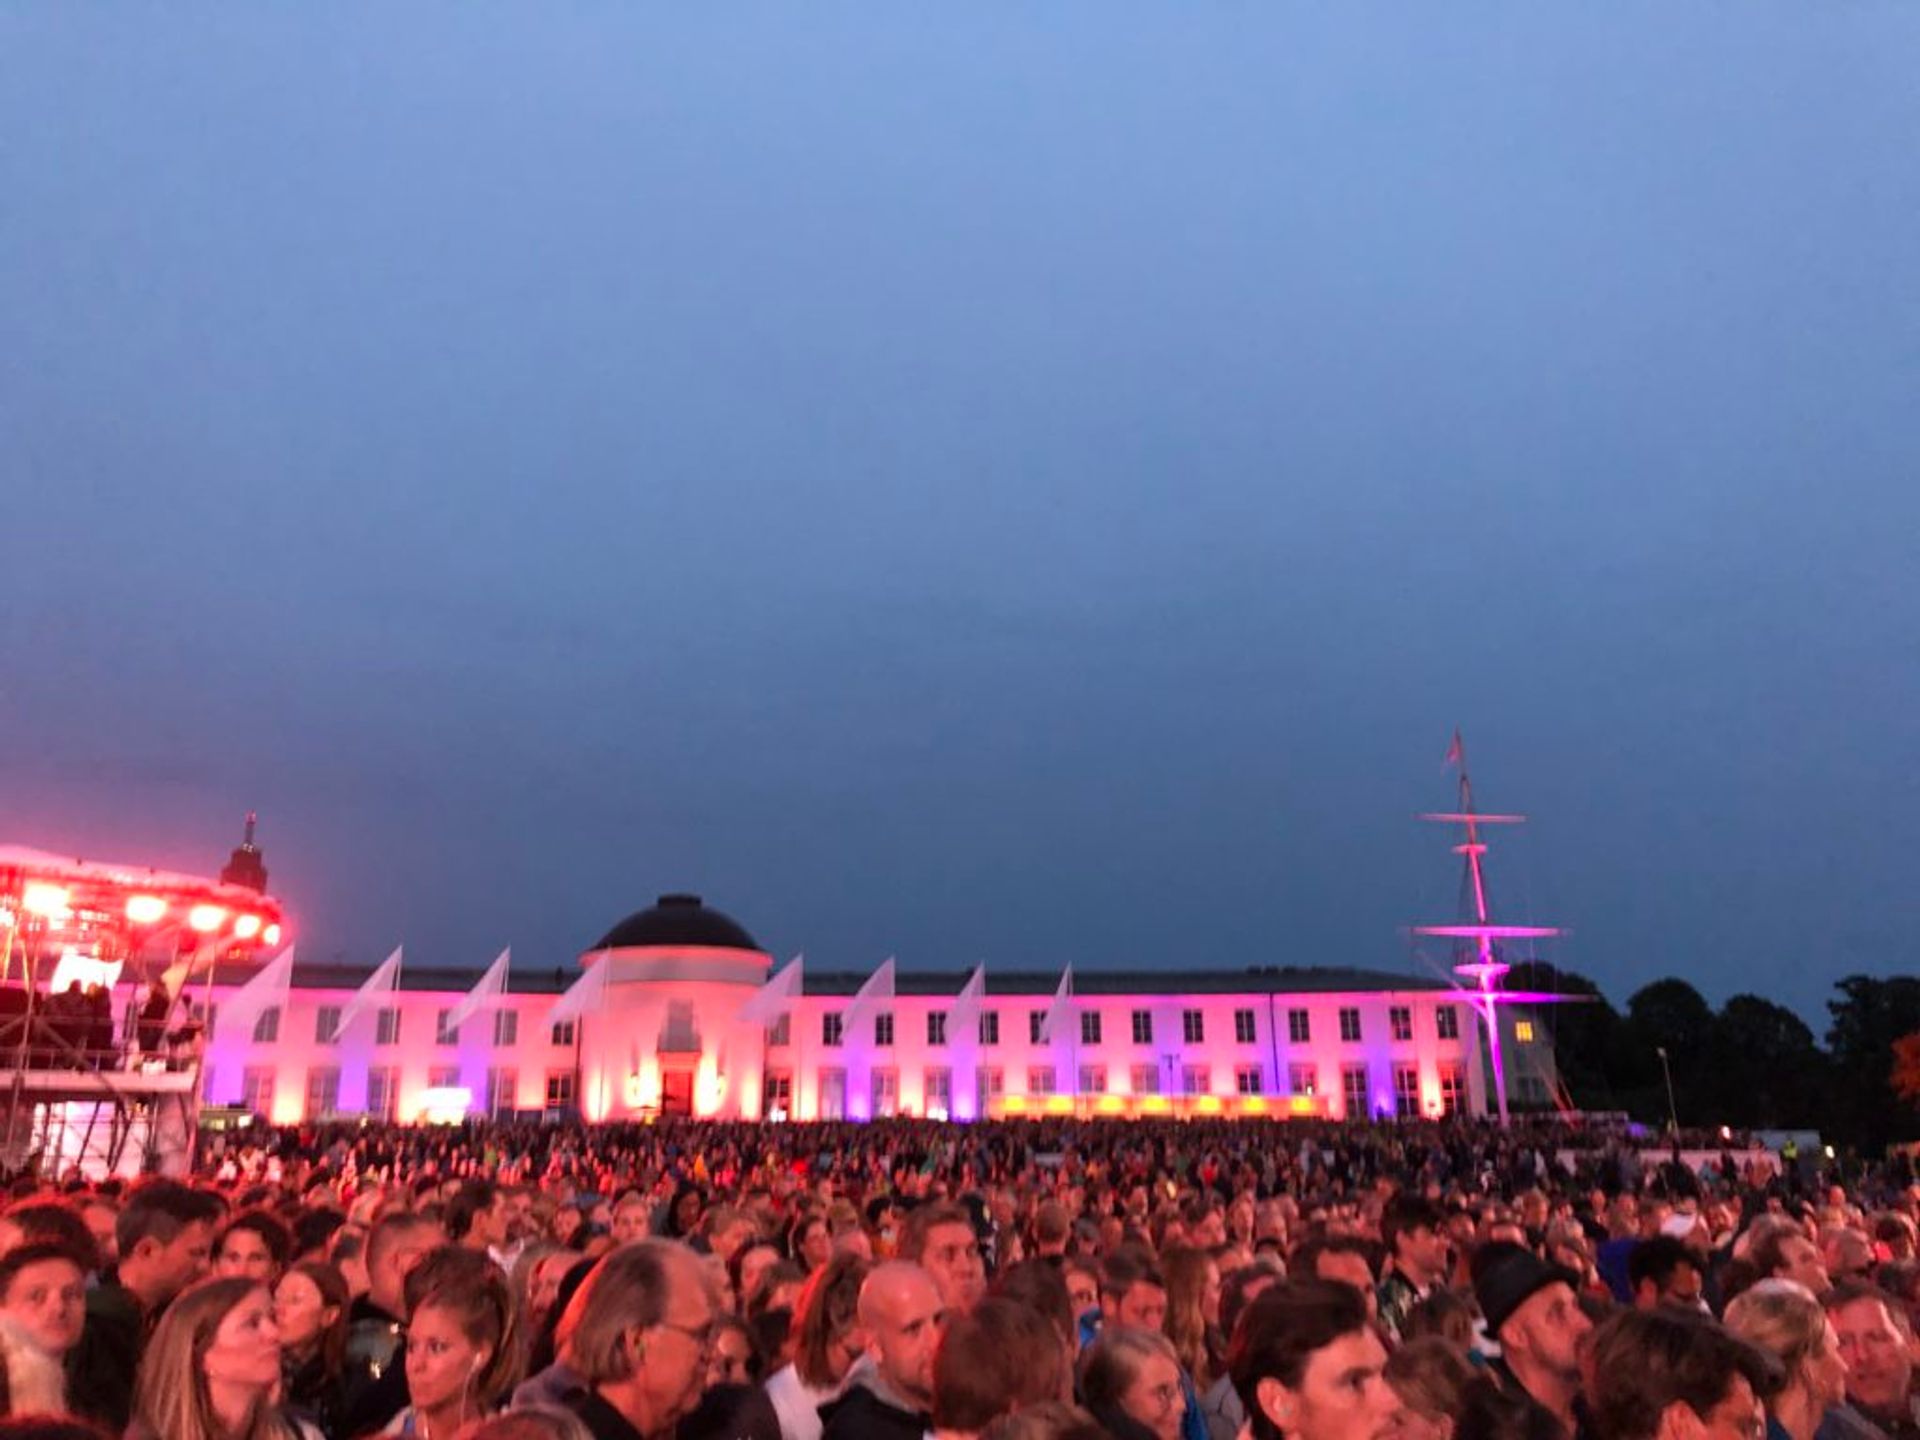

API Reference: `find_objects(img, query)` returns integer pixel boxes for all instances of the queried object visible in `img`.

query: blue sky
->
[2,5,1916,1024]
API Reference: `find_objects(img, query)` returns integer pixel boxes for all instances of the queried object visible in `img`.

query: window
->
[436,1009,458,1046]
[1078,1063,1106,1095]
[253,1008,279,1044]
[1081,1012,1102,1046]
[1027,1066,1056,1096]
[766,1014,789,1048]
[822,1012,844,1048]
[927,1012,947,1046]
[925,1067,952,1116]
[1515,1020,1536,1043]
[1182,1064,1210,1096]
[819,1069,847,1120]
[1394,1064,1421,1118]
[872,1068,899,1117]
[1289,1064,1318,1097]
[1235,1065,1264,1095]
[1288,1009,1311,1044]
[545,1071,576,1110]
[1030,1011,1047,1045]
[1390,1006,1412,1043]
[428,1065,461,1089]
[1183,1009,1205,1044]
[1341,1064,1371,1119]
[979,1012,999,1047]
[1436,1006,1459,1041]
[494,1010,518,1047]
[305,1066,340,1118]
[1234,1009,1257,1044]
[977,1066,1004,1112]
[1131,1063,1159,1095]
[367,1066,399,1121]
[486,1066,518,1117]
[1339,1007,1362,1043]
[376,1008,401,1046]
[1439,1065,1466,1117]
[315,1006,341,1045]
[242,1067,274,1116]
[875,1012,894,1048]
[1132,1010,1153,1045]
[763,1072,792,1119]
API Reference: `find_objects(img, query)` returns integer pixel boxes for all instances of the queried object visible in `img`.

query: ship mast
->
[1411,731,1561,1125]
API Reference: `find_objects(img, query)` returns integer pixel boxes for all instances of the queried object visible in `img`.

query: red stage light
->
[187,904,227,934]
[262,922,282,946]
[21,883,71,919]
[232,914,262,940]
[125,895,168,925]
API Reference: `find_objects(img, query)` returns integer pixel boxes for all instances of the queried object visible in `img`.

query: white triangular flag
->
[843,957,897,1042]
[949,963,986,1041]
[336,946,403,1036]
[214,947,296,1042]
[445,947,510,1033]
[736,955,804,1025]
[1039,963,1074,1045]
[547,955,611,1026]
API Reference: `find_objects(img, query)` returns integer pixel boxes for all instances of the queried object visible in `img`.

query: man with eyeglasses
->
[563,1240,723,1440]
[1587,1307,1777,1440]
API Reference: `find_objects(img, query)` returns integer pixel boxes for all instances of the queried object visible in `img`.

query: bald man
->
[822,1262,946,1440]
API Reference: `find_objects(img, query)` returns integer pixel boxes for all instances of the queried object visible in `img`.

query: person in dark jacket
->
[821,1263,943,1440]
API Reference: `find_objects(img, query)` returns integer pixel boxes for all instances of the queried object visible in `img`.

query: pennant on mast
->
[445,947,510,1033]
[1040,963,1074,1044]
[336,946,403,1035]
[736,955,805,1025]
[213,947,296,1042]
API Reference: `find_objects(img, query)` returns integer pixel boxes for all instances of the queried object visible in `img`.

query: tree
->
[1701,995,1827,1129]
[1825,976,1920,1149]
[1892,1031,1920,1106]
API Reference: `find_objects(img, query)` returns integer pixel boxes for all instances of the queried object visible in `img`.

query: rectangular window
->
[1436,1006,1459,1041]
[1515,1019,1536,1043]
[822,1012,844,1048]
[1027,1066,1056,1096]
[1182,1064,1210,1096]
[924,1067,952,1115]
[1288,1009,1311,1044]
[428,1064,461,1089]
[494,1010,518,1047]
[1390,1006,1412,1043]
[1339,1007,1362,1043]
[927,1012,947,1046]
[1234,1009,1257,1045]
[1078,1063,1107,1095]
[545,1071,576,1110]
[305,1066,340,1118]
[1081,1011,1102,1046]
[1235,1065,1264,1095]
[979,1011,1000,1046]
[875,1012,894,1047]
[1342,1064,1371,1119]
[242,1066,274,1116]
[766,1014,789,1048]
[872,1068,899,1118]
[1439,1064,1465,1117]
[376,1008,401,1046]
[315,1006,341,1045]
[1030,1010,1047,1045]
[1394,1063,1421,1118]
[978,1066,1004,1112]
[1289,1063,1318,1097]
[1131,1010,1153,1045]
[486,1066,518,1116]
[1131,1063,1158,1095]
[1183,1009,1205,1044]
[367,1066,399,1121]
[763,1072,792,1119]
[818,1069,847,1120]
[253,1008,280,1045]
[436,1009,458,1046]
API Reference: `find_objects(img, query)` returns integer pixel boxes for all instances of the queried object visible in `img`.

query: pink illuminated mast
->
[1411,730,1563,1125]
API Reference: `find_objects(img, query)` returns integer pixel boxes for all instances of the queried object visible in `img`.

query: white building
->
[199,894,1559,1126]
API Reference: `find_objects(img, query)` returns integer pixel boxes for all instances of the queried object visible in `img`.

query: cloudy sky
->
[3,5,1916,1025]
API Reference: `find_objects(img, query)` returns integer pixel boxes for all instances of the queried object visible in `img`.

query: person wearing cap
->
[1471,1241,1594,1439]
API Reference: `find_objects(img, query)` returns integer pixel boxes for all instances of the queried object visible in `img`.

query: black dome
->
[592,894,761,953]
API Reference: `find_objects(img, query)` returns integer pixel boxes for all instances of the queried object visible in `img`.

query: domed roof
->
[592,894,762,954]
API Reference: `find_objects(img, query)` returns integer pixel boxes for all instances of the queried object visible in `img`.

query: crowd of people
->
[0,1115,1911,1440]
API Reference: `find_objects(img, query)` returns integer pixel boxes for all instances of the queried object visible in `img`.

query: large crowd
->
[0,1116,1912,1440]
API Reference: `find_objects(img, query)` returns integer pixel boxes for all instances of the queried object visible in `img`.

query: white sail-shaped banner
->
[335,946,402,1035]
[213,947,296,1042]
[547,957,612,1026]
[842,957,896,1041]
[1039,963,1074,1044]
[948,963,986,1040]
[445,947,510,1033]
[737,955,804,1025]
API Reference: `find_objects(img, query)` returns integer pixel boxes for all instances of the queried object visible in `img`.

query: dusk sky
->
[3,7,1915,1026]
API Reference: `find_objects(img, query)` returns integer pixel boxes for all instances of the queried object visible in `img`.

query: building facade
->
[198,894,1560,1126]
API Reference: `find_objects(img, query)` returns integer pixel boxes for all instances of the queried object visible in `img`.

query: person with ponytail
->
[383,1248,520,1438]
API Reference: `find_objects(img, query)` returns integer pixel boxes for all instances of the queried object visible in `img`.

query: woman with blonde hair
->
[1160,1248,1225,1391]
[764,1252,870,1440]
[385,1249,521,1438]
[130,1276,311,1440]
[1723,1279,1849,1440]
